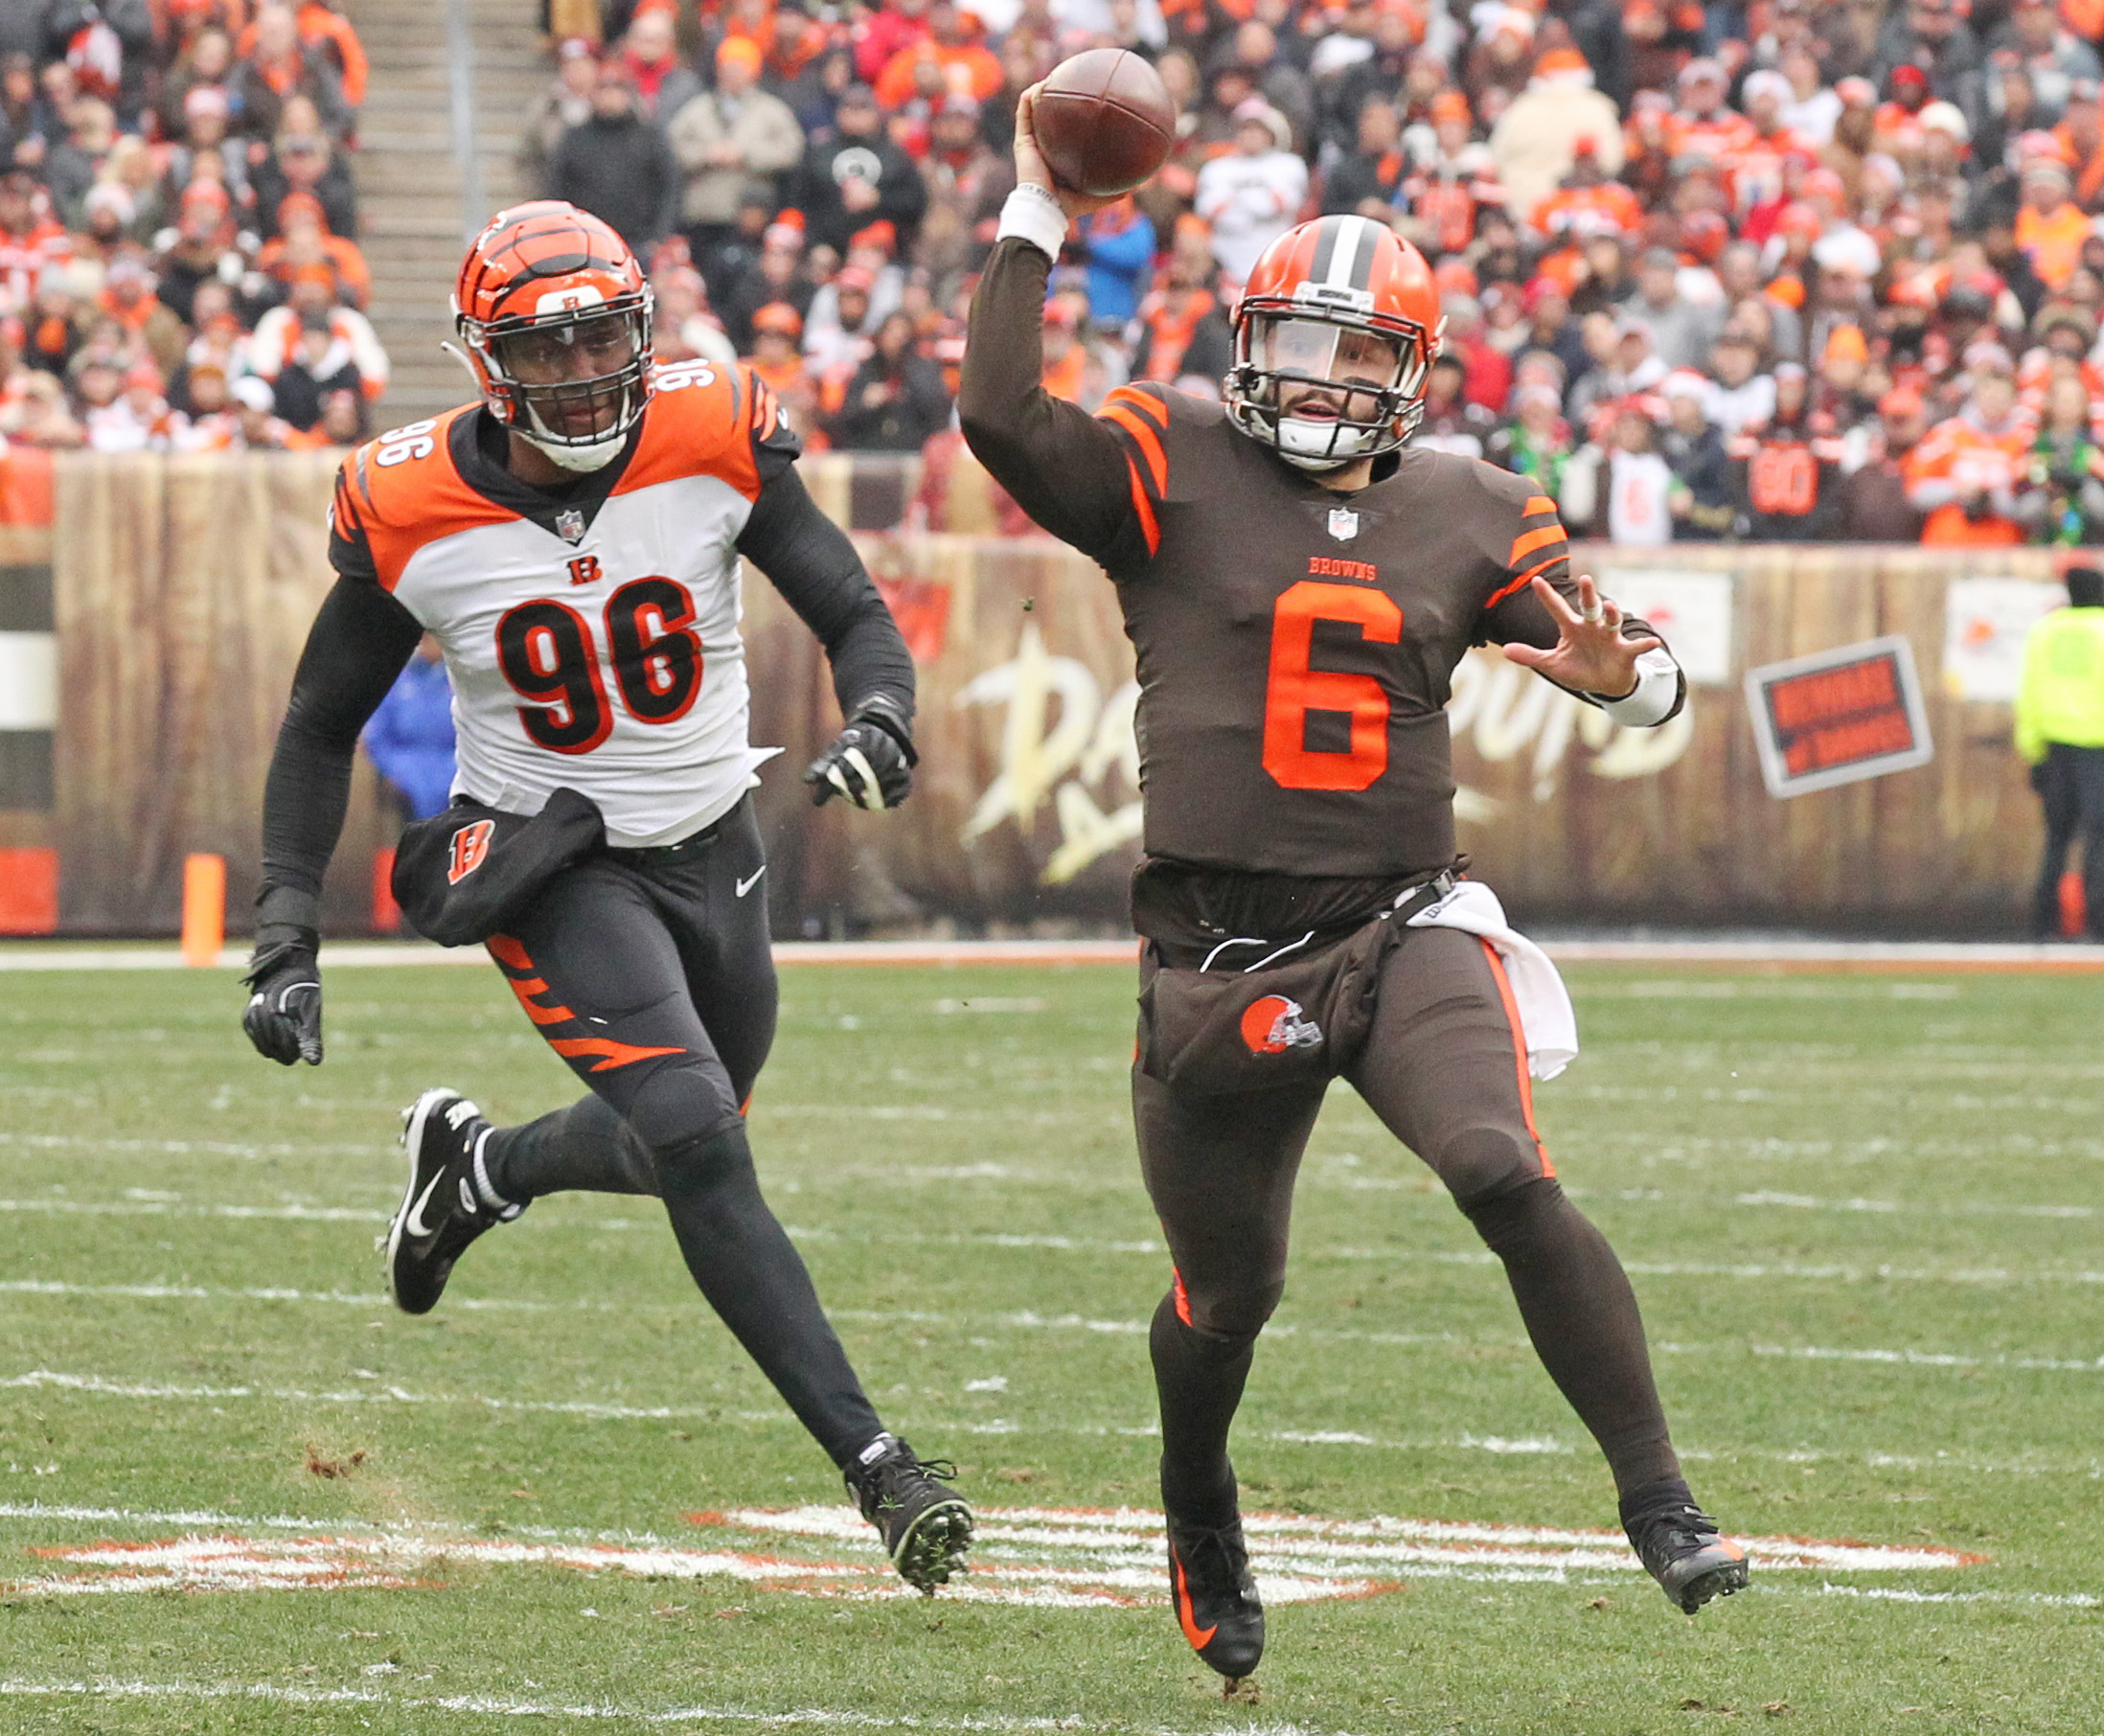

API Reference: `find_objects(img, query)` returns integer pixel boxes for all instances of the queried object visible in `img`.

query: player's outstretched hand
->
[1501,574,1661,699]
[1013,83,1124,224]
[805,701,917,811]
[242,935,323,1065]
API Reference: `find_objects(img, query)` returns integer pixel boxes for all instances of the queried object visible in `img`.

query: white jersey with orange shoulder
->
[328,360,798,847]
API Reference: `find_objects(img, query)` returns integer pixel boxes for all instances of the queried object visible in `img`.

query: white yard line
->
[0,1679,1348,1732]
[5,1369,2098,1479]
[0,1196,391,1223]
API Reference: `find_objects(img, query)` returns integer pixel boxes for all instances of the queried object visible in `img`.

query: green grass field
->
[2,955,2101,1733]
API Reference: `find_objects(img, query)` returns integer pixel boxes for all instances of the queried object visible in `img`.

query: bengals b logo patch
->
[447,819,495,884]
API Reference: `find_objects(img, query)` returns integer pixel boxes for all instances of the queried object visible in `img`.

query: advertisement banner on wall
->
[1593,569,1735,686]
[1940,576,2066,703]
[1744,635,1934,797]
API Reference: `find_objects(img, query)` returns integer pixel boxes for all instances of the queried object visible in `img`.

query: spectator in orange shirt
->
[873,3,1002,110]
[746,301,819,434]
[1908,347,2037,544]
[2014,157,2092,292]
[255,191,370,308]
[235,0,367,110]
[232,1,351,141]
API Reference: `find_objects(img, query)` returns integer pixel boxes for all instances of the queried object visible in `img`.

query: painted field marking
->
[0,1677,1334,1733]
[0,1503,1978,1608]
[700,1503,1980,1580]
[0,1196,391,1224]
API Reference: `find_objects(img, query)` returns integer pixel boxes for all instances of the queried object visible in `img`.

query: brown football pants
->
[1134,923,1681,1515]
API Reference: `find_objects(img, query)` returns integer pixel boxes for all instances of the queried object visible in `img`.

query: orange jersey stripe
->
[1479,938,1553,1176]
[1507,523,1567,566]
[1125,455,1161,556]
[1100,402,1168,495]
[1483,552,1569,612]
[1521,494,1556,518]
[1103,383,1168,427]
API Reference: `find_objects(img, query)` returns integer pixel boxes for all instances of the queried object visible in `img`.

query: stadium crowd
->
[525,0,2104,544]
[0,0,381,453]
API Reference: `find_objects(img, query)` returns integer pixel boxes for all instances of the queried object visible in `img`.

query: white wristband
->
[995,183,1070,262]
[1597,647,1681,727]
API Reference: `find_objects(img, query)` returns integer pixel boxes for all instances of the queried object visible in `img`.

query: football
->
[1032,49,1177,198]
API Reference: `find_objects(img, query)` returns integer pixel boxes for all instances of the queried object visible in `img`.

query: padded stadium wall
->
[0,446,2071,939]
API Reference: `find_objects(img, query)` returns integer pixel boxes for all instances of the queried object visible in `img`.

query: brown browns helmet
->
[453,200,653,471]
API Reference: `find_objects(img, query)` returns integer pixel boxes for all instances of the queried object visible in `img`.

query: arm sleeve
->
[737,454,916,726]
[957,230,1146,566]
[257,573,424,925]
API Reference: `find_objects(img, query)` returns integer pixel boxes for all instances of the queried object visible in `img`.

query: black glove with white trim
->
[242,918,324,1066]
[803,696,917,811]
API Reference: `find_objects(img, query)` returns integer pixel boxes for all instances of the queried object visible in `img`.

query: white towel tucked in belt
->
[1403,879,1577,1081]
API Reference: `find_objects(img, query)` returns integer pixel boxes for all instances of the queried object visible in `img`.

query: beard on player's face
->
[1264,321,1403,425]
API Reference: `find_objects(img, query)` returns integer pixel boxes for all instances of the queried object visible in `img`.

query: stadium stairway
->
[353,0,546,423]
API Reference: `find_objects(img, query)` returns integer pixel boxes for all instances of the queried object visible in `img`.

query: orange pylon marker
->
[182,853,226,967]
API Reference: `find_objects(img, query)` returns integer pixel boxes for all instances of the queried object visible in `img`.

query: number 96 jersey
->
[329,361,789,847]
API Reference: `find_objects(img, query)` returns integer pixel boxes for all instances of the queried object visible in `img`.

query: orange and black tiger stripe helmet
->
[452,200,653,467]
[1226,215,1444,469]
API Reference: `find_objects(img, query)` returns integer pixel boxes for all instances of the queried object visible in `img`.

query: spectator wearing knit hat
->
[250,94,357,239]
[793,82,926,255]
[718,214,814,353]
[2014,154,2092,292]
[617,10,701,124]
[1842,387,1933,540]
[232,1,351,142]
[1907,345,2033,544]
[517,37,602,199]
[548,62,680,252]
[666,37,804,280]
[1658,371,1735,539]
[1322,97,1405,218]
[1194,102,1303,286]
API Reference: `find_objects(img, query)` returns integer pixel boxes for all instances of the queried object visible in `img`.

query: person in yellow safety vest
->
[2014,564,2104,939]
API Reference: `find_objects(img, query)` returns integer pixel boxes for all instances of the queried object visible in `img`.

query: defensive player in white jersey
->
[240,202,972,1591]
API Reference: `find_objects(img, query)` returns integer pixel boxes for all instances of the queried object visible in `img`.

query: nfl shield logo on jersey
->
[1326,507,1359,542]
[556,507,586,543]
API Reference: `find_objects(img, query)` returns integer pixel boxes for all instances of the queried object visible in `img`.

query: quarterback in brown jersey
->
[958,94,1748,1681]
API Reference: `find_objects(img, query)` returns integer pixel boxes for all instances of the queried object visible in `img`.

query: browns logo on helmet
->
[1225,216,1444,471]
[452,200,653,472]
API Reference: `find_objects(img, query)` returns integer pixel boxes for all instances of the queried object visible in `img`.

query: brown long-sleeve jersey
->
[958,236,1683,891]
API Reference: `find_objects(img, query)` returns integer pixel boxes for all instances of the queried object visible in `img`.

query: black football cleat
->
[1165,1511,1265,1681]
[845,1433,972,1593]
[1624,1498,1750,1613]
[381,1088,523,1315]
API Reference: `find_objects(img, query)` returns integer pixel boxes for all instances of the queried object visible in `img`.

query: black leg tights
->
[652,1122,884,1468]
[1460,1168,1680,1498]
[1149,1291,1254,1527]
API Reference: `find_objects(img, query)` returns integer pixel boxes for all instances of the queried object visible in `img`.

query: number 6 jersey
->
[331,362,830,847]
[959,235,1684,882]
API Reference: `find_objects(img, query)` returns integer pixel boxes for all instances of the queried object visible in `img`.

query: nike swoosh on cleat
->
[1172,1551,1217,1650]
[735,866,766,898]
[401,1173,445,1240]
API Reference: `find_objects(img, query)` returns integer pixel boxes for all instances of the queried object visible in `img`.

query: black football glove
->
[804,697,917,811]
[242,930,323,1065]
